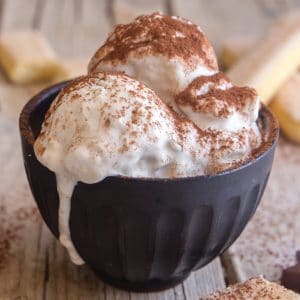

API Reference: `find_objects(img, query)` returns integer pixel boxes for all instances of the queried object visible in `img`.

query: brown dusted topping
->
[205,276,300,299]
[104,118,111,128]
[35,143,45,156]
[175,72,258,117]
[185,72,230,88]
[119,144,129,154]
[131,107,142,125]
[89,12,218,72]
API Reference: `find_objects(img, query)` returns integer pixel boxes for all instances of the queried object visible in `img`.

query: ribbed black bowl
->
[19,81,279,292]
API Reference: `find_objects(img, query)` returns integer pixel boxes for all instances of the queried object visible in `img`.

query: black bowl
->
[19,81,279,292]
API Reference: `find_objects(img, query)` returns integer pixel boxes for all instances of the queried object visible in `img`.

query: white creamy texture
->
[87,13,218,112]
[36,74,211,181]
[34,73,258,264]
[89,54,216,112]
[176,73,261,132]
[87,13,259,133]
[56,175,84,265]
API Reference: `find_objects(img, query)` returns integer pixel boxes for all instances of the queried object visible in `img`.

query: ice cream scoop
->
[88,13,259,137]
[88,12,218,111]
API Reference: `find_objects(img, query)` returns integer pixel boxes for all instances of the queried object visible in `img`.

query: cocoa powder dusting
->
[175,72,258,117]
[0,205,40,270]
[90,12,218,71]
[42,72,124,131]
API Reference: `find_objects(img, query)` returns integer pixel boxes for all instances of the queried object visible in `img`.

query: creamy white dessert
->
[88,12,218,111]
[34,13,262,264]
[35,72,258,181]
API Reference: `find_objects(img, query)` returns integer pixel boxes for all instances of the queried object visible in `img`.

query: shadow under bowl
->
[19,81,279,292]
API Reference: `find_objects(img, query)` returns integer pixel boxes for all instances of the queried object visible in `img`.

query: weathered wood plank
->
[38,0,110,58]
[0,0,39,31]
[188,259,225,298]
[113,0,167,24]
[38,0,78,57]
[0,84,47,299]
[72,0,111,58]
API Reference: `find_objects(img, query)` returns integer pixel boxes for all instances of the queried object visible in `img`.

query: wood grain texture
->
[72,0,111,58]
[37,0,111,58]
[0,85,46,300]
[0,0,39,31]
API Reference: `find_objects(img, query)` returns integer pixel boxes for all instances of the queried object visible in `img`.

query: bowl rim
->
[19,80,280,183]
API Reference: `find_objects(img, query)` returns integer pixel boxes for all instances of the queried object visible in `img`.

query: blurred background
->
[0,0,299,58]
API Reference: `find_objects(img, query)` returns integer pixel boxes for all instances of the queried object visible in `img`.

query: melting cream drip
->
[56,174,84,265]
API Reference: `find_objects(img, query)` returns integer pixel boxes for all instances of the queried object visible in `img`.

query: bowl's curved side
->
[19,81,69,144]
[19,82,278,292]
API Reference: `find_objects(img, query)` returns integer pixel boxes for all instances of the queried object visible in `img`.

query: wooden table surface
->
[0,0,300,299]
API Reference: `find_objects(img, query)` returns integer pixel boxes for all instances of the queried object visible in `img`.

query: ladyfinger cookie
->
[227,10,300,104]
[269,72,300,143]
[0,31,61,84]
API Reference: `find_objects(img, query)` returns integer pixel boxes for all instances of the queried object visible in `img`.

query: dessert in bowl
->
[19,13,279,292]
